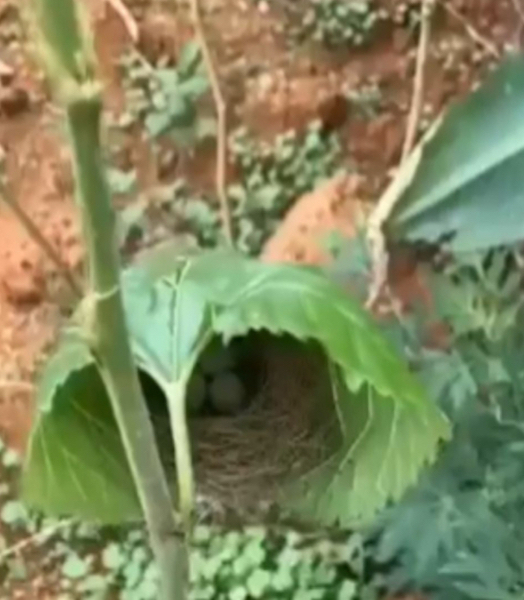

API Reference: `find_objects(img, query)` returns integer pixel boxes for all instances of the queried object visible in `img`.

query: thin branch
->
[509,0,524,48]
[510,0,524,23]
[0,519,74,563]
[0,187,83,299]
[366,0,434,310]
[106,0,139,42]
[188,0,234,246]
[0,59,14,79]
[0,380,34,392]
[401,0,434,162]
[444,2,500,59]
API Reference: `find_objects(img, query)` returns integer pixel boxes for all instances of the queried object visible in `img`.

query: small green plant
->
[283,0,385,49]
[346,81,383,120]
[118,122,342,255]
[118,42,216,147]
[390,0,424,29]
[228,121,342,253]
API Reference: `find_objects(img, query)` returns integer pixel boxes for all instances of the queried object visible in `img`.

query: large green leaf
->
[21,263,207,523]
[183,251,450,525]
[23,250,449,525]
[387,56,524,253]
[121,263,209,385]
[22,334,140,522]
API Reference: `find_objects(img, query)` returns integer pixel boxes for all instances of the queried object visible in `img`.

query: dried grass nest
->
[144,332,341,521]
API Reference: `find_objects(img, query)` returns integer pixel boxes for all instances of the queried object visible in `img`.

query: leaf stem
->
[168,379,194,530]
[167,329,214,532]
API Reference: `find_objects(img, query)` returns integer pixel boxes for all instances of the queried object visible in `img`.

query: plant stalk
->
[67,95,188,600]
[168,380,195,530]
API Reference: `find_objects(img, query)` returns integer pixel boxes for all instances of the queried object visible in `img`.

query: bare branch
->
[510,0,524,23]
[106,0,139,42]
[188,0,234,246]
[444,2,500,59]
[0,380,34,392]
[401,0,434,162]
[0,519,74,563]
[366,0,435,310]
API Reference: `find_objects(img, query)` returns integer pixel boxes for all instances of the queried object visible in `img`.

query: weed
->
[297,0,385,48]
[118,41,216,147]
[390,0,425,29]
[228,121,342,254]
[346,81,384,119]
[261,0,385,49]
[364,247,524,600]
[119,121,343,255]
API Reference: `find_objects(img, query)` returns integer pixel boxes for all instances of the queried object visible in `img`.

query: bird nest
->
[143,332,341,521]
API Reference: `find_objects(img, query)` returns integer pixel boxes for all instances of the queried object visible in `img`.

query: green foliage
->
[367,246,524,600]
[275,0,384,49]
[346,82,383,120]
[119,123,341,255]
[386,56,524,253]
[389,0,425,29]
[107,167,137,196]
[23,249,448,526]
[189,526,366,600]
[303,0,383,48]
[118,42,215,147]
[228,122,341,254]
[22,334,140,522]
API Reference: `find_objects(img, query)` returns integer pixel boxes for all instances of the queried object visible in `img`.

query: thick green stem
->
[67,96,188,600]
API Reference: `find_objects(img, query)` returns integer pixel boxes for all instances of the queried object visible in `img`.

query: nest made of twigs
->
[144,332,341,520]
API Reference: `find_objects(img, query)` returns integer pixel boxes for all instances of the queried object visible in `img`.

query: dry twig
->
[510,0,524,24]
[401,0,434,162]
[508,0,524,47]
[0,380,34,392]
[106,0,139,42]
[366,0,435,310]
[0,187,83,299]
[444,2,500,59]
[0,519,74,563]
[188,0,233,246]
[0,59,14,80]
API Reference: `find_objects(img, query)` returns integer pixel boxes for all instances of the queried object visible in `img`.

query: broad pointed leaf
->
[121,264,209,385]
[22,336,140,522]
[388,56,524,252]
[22,263,208,522]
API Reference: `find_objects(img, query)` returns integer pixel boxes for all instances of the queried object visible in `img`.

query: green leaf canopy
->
[23,251,449,526]
[387,56,524,253]
[22,335,141,522]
